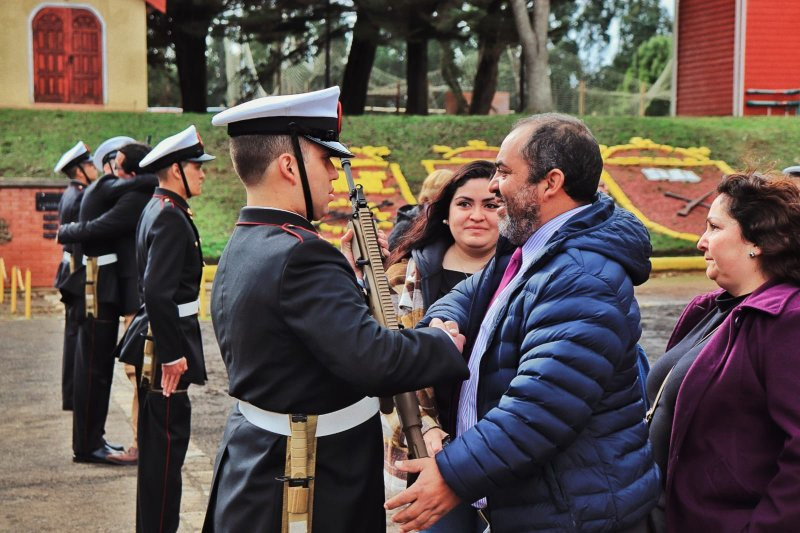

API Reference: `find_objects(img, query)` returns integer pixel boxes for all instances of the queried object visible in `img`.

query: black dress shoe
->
[73,446,122,465]
[103,441,125,452]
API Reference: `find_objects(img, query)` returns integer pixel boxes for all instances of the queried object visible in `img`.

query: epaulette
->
[153,194,192,217]
[235,221,321,243]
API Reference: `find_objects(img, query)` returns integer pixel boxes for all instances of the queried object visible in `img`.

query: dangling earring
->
[748,251,756,258]
[443,219,449,225]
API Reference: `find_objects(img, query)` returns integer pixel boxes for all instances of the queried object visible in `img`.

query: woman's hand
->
[423,427,450,456]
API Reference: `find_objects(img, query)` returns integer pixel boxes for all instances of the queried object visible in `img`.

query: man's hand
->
[339,228,362,280]
[423,427,449,456]
[385,457,461,532]
[430,318,465,353]
[161,357,187,397]
[340,227,391,280]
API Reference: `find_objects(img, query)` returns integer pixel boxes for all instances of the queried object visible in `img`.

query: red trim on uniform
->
[235,221,321,243]
[159,395,172,533]
[152,194,190,216]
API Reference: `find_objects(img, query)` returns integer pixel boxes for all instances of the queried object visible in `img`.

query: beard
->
[498,182,541,246]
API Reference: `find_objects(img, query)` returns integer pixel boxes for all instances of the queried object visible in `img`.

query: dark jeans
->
[424,502,489,533]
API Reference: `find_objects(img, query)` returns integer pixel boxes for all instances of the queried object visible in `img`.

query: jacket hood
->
[548,193,652,286]
[411,237,449,280]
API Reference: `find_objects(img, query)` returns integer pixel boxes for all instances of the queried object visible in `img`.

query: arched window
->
[32,7,102,104]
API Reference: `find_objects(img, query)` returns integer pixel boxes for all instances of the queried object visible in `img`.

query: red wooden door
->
[33,7,102,104]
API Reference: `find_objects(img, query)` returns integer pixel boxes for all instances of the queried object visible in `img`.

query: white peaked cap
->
[211,86,354,158]
[93,136,136,171]
[54,141,91,174]
[782,165,800,176]
[139,125,215,172]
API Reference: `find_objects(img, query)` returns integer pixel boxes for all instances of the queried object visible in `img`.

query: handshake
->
[429,318,466,353]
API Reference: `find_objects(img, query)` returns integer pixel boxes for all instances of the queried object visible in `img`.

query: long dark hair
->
[388,160,496,266]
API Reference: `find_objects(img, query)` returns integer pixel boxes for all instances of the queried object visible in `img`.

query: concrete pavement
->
[0,316,215,532]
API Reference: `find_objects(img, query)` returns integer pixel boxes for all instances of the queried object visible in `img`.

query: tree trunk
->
[168,2,212,113]
[341,12,379,115]
[439,39,467,114]
[406,36,428,115]
[173,28,208,112]
[510,0,553,113]
[469,39,505,115]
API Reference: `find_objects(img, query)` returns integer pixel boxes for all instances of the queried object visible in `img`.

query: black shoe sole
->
[72,455,123,465]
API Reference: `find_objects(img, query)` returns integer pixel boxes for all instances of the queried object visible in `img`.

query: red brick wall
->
[676,0,736,116]
[743,0,800,116]
[0,180,66,288]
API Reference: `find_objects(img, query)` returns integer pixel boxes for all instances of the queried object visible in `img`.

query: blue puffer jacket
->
[421,193,660,532]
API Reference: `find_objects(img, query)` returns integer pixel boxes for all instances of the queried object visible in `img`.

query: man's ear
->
[542,168,566,199]
[164,162,179,182]
[275,152,299,186]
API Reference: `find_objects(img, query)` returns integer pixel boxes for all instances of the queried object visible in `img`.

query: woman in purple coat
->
[647,172,800,532]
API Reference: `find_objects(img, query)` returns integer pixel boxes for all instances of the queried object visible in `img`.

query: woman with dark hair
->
[387,160,500,327]
[382,160,500,518]
[647,172,800,532]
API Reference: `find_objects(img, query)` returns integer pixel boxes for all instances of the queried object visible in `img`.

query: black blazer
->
[58,173,156,310]
[118,188,206,385]
[210,207,468,415]
[54,179,86,302]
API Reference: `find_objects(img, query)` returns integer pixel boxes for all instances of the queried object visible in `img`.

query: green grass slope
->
[2,108,799,258]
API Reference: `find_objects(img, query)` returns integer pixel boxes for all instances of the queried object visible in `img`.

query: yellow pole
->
[10,265,17,313]
[0,258,5,304]
[198,267,207,320]
[24,269,31,319]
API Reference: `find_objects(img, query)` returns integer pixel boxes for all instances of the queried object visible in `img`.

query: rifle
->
[341,158,428,464]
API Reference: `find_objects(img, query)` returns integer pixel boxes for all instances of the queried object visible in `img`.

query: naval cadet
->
[53,142,96,411]
[93,136,135,176]
[58,142,158,465]
[202,87,469,533]
[116,125,211,533]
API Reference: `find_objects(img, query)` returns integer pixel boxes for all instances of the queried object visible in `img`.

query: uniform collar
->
[154,187,190,211]
[238,206,318,233]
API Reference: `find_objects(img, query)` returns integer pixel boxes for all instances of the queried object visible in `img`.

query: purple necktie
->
[489,247,523,306]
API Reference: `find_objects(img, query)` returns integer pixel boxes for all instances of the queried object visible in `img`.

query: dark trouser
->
[203,408,385,533]
[72,302,120,455]
[136,383,191,533]
[61,302,81,411]
[423,503,490,532]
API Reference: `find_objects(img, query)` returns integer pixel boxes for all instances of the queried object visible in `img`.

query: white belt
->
[238,396,380,437]
[82,253,118,267]
[62,251,72,262]
[177,299,199,317]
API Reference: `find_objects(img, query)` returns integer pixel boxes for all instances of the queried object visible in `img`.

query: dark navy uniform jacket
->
[213,206,468,413]
[118,188,206,385]
[54,179,86,302]
[203,207,468,533]
[58,173,157,312]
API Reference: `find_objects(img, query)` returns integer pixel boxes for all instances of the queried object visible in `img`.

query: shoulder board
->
[235,221,321,243]
[152,194,191,216]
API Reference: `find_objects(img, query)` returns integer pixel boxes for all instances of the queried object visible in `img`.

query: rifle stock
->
[341,159,428,462]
